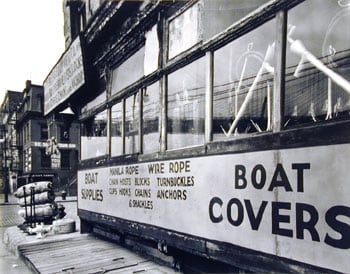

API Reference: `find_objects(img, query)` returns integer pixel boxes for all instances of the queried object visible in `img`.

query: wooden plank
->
[68,258,148,273]
[28,250,125,271]
[22,240,117,256]
[25,247,128,269]
[39,250,142,272]
[19,234,178,274]
[109,260,173,274]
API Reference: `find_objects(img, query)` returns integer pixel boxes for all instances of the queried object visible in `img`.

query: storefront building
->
[46,0,350,272]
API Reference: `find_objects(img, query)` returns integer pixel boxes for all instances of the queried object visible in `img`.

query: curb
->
[0,200,77,206]
[0,202,18,206]
[56,199,77,203]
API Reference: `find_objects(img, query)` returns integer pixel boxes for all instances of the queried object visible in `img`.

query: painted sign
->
[51,153,61,169]
[78,144,350,273]
[44,37,85,115]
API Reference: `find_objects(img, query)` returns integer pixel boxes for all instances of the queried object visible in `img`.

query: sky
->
[0,0,65,105]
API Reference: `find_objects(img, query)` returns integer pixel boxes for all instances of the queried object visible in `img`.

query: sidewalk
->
[0,193,18,205]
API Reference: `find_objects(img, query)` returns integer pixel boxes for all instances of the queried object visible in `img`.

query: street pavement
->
[0,193,33,273]
[0,193,78,274]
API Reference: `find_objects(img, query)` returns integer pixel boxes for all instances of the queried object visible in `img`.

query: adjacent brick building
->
[0,80,79,195]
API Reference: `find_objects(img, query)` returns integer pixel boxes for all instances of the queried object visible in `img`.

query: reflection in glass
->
[284,0,350,128]
[213,19,276,140]
[168,2,201,59]
[167,57,205,150]
[202,0,270,41]
[125,93,140,154]
[81,109,108,160]
[111,102,123,157]
[143,82,161,154]
[144,25,159,76]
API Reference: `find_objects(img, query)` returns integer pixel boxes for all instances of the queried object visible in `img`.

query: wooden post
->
[122,99,125,155]
[273,10,287,132]
[139,89,143,154]
[205,51,213,143]
[160,76,167,153]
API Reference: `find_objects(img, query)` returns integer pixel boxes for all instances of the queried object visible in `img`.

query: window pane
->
[60,150,70,168]
[111,47,145,95]
[41,149,51,168]
[82,92,106,113]
[41,124,48,140]
[202,0,270,41]
[285,0,350,128]
[60,125,70,143]
[144,25,159,75]
[125,93,140,154]
[213,19,276,140]
[81,109,108,160]
[111,102,123,157]
[143,82,161,154]
[167,57,205,150]
[168,2,201,59]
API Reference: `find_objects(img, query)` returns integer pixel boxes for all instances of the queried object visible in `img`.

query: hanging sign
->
[44,36,85,115]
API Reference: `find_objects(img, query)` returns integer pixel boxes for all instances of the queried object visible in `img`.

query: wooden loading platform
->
[18,234,178,274]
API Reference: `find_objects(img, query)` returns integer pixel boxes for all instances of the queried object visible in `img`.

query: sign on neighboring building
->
[45,137,61,169]
[51,153,61,169]
[44,37,85,115]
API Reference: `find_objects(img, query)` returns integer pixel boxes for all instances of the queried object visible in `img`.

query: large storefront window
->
[213,19,276,140]
[284,0,350,128]
[143,82,161,154]
[167,57,205,150]
[111,102,123,157]
[125,93,140,154]
[81,109,108,160]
